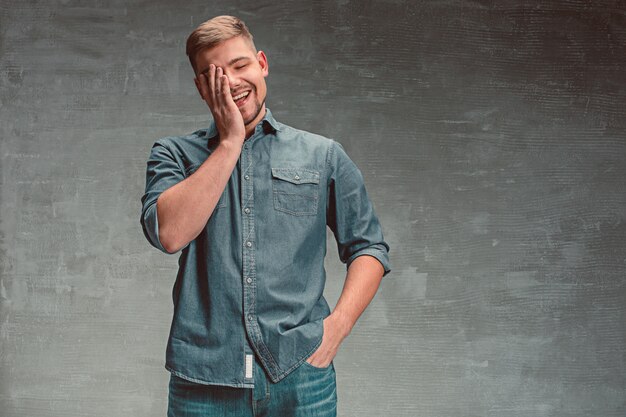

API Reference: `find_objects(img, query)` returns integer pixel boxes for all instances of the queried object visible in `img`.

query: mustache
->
[231,85,255,95]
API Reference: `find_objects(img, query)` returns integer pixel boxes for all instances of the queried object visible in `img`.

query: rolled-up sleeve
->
[326,140,391,277]
[140,141,185,254]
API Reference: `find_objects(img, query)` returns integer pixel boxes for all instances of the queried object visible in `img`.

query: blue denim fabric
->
[140,108,390,387]
[167,355,337,416]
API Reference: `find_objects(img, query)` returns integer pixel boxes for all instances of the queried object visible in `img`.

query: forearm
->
[330,254,385,337]
[157,140,241,253]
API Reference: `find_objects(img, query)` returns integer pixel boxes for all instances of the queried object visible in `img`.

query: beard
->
[242,85,265,126]
[243,93,266,126]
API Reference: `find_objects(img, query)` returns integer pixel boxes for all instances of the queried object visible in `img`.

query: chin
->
[242,102,264,125]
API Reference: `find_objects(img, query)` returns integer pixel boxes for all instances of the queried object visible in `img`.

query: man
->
[140,15,391,417]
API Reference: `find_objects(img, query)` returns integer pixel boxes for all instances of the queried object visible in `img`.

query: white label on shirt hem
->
[245,354,253,379]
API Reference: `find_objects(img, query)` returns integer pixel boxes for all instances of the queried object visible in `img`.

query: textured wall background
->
[1,0,625,416]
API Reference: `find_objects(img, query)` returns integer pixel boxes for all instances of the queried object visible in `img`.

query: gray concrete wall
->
[1,1,624,416]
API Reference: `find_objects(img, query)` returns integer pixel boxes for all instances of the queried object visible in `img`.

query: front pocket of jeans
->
[185,164,228,208]
[302,359,333,371]
[271,167,320,216]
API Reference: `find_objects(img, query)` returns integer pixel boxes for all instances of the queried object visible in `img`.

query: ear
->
[257,51,269,77]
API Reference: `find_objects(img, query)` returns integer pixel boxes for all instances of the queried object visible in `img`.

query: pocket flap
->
[271,167,320,185]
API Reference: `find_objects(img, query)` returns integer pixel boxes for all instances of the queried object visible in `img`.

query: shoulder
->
[273,121,357,171]
[152,128,208,152]
[274,122,338,158]
[146,129,209,174]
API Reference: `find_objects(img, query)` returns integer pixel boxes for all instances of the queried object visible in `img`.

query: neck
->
[244,106,267,139]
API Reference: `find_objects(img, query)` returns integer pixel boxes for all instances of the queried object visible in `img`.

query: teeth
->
[233,91,250,101]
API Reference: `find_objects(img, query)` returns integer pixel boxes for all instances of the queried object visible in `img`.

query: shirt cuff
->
[141,202,172,254]
[346,245,391,277]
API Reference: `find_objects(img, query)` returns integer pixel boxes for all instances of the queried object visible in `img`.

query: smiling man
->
[140,15,391,417]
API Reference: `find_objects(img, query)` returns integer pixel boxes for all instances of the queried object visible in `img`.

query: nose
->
[223,68,241,88]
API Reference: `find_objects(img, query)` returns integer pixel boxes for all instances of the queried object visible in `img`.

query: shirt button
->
[294,175,300,180]
[244,207,250,214]
[248,314,253,321]
[246,241,252,247]
[246,277,252,284]
[244,174,250,180]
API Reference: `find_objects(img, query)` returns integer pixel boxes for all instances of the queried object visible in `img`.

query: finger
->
[215,67,223,101]
[208,64,216,102]
[220,74,231,104]
[198,73,210,103]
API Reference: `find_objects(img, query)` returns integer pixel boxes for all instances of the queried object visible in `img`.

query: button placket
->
[238,125,284,381]
[241,134,261,356]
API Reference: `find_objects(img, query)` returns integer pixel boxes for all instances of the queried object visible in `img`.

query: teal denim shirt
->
[140,108,391,388]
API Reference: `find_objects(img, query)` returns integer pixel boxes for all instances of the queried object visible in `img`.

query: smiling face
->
[193,36,269,132]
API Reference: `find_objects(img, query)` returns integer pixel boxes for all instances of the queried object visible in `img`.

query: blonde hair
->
[186,15,256,73]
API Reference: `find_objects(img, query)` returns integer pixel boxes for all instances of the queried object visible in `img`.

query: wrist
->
[217,137,244,153]
[329,310,353,338]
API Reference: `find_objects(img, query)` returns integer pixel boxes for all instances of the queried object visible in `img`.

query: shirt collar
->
[205,107,281,142]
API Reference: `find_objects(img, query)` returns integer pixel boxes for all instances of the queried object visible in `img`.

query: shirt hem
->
[165,364,254,389]
[275,318,326,378]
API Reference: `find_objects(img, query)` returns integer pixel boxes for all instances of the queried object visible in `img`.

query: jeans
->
[167,355,337,417]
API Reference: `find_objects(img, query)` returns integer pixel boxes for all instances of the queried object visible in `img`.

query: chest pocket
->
[184,164,228,209]
[271,167,320,216]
